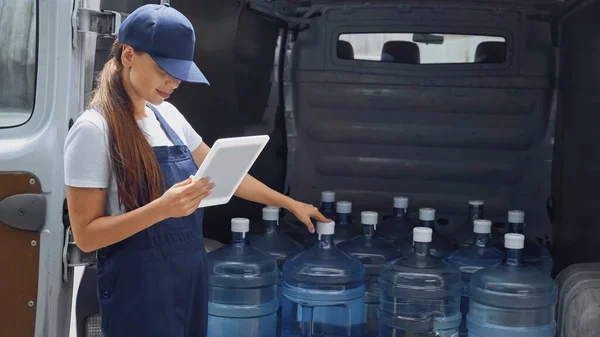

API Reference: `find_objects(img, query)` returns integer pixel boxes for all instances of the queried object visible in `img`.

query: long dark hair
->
[88,40,163,211]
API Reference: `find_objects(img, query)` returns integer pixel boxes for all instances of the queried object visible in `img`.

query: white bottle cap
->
[393,196,408,209]
[413,227,433,243]
[508,210,525,223]
[336,201,352,214]
[419,208,436,221]
[231,218,250,238]
[473,219,492,234]
[262,206,279,221]
[321,191,335,202]
[317,221,335,239]
[469,200,484,207]
[504,233,525,249]
[361,211,378,226]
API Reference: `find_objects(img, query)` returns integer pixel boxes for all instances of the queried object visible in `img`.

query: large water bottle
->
[337,211,401,337]
[282,221,366,337]
[447,200,485,249]
[444,220,504,336]
[207,218,279,337]
[375,196,414,242]
[494,210,553,276]
[320,191,337,222]
[249,206,305,336]
[334,201,358,244]
[379,227,462,337]
[467,233,557,337]
[395,208,457,258]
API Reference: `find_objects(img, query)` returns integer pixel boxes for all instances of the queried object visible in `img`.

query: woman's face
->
[121,45,182,106]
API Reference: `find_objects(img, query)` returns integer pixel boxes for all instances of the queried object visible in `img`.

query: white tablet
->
[192,135,270,208]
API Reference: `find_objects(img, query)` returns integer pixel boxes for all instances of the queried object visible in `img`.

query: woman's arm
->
[66,186,166,252]
[67,176,213,253]
[192,143,328,231]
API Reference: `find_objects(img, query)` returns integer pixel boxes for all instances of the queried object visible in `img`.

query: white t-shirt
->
[63,101,203,216]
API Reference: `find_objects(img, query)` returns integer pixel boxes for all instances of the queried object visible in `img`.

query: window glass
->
[338,33,506,64]
[0,0,37,127]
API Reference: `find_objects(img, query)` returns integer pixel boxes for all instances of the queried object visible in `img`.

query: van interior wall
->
[172,0,287,244]
[286,4,556,242]
[552,1,600,274]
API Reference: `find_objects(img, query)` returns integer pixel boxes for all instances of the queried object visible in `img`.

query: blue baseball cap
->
[117,3,209,84]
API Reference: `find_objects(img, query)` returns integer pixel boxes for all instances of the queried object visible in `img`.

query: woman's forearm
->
[234,174,295,210]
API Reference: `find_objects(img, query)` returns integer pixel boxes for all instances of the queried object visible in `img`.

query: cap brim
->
[151,55,210,85]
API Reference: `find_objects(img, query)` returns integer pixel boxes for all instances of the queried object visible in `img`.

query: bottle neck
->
[414,242,430,256]
[473,232,491,248]
[320,201,334,214]
[508,222,525,234]
[232,232,247,246]
[337,213,351,225]
[318,234,334,248]
[419,219,435,229]
[504,248,524,265]
[393,207,408,218]
[469,205,483,222]
[362,224,375,236]
[264,220,277,234]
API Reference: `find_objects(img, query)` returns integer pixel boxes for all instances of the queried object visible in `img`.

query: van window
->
[338,33,506,64]
[0,0,37,128]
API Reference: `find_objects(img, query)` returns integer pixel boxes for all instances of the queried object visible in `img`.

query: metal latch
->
[71,0,123,48]
[62,226,96,282]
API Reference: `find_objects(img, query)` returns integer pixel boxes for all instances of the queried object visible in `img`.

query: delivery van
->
[1,0,599,336]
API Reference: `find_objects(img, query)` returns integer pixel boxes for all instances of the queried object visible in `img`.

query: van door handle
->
[0,193,46,232]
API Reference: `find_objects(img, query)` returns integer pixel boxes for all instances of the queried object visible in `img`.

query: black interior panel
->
[552,1,600,274]
[284,4,556,248]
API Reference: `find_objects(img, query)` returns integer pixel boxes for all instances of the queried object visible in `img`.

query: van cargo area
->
[156,0,599,276]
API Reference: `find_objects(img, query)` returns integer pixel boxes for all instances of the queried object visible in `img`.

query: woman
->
[63,4,327,337]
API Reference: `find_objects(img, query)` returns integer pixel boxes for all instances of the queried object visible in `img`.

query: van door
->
[0,0,122,336]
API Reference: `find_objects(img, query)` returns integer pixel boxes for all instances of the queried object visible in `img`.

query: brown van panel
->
[0,172,42,337]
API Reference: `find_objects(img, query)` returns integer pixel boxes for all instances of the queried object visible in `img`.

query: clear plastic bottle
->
[333,201,358,244]
[319,191,337,222]
[375,196,414,242]
[467,233,557,337]
[493,210,553,276]
[444,219,504,337]
[207,218,279,337]
[282,221,366,337]
[337,211,401,337]
[448,200,485,249]
[395,208,457,258]
[249,206,305,336]
[379,227,462,337]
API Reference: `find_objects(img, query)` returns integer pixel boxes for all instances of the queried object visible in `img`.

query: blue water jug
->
[334,201,358,244]
[395,208,457,258]
[249,206,305,335]
[444,220,504,337]
[282,220,366,337]
[337,211,401,337]
[207,218,279,337]
[379,227,462,337]
[494,210,553,276]
[375,196,414,242]
[467,233,557,337]
[320,191,337,222]
[444,200,485,249]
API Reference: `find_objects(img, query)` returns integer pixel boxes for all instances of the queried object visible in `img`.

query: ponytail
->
[88,40,164,212]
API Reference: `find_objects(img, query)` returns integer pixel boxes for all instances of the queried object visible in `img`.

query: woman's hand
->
[288,200,331,233]
[157,176,214,219]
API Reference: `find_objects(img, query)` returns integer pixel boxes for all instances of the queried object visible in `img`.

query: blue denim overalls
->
[96,103,208,337]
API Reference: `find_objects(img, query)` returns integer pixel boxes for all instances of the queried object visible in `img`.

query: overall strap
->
[146,103,185,146]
